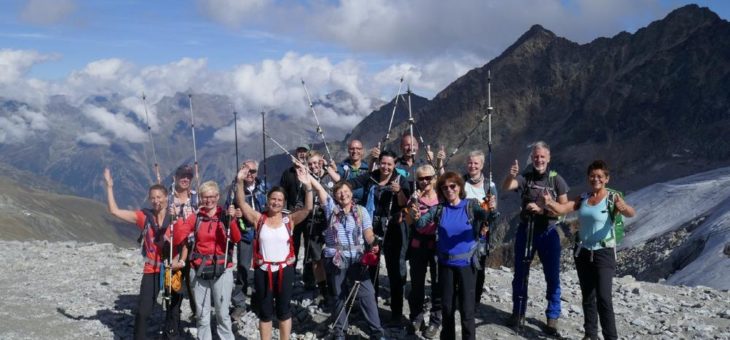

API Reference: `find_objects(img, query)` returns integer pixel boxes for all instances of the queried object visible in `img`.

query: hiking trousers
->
[233,240,253,310]
[408,246,442,327]
[576,247,617,340]
[134,272,182,340]
[439,263,476,340]
[326,256,384,338]
[512,222,562,319]
[191,267,234,340]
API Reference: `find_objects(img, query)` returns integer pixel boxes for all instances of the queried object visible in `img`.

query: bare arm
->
[614,195,636,218]
[309,175,329,205]
[545,193,580,215]
[235,168,262,224]
[290,166,314,225]
[325,161,341,182]
[104,168,137,224]
[502,159,520,191]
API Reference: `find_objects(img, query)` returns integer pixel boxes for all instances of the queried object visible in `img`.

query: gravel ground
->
[1,240,729,339]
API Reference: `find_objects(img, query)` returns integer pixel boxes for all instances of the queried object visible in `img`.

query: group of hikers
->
[104,132,635,340]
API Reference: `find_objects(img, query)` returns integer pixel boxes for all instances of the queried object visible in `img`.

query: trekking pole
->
[486,70,494,197]
[263,130,316,177]
[232,111,245,231]
[142,93,161,184]
[517,215,535,327]
[330,265,368,330]
[401,88,435,169]
[442,78,495,168]
[188,94,201,190]
[164,179,177,311]
[301,79,334,163]
[223,186,234,270]
[234,111,240,173]
[380,76,405,147]
[261,111,268,189]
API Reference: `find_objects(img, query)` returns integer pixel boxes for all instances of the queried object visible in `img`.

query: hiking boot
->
[507,314,525,328]
[422,324,440,339]
[581,335,599,340]
[545,318,560,336]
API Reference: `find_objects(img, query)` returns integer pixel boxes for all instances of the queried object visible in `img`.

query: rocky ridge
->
[2,240,729,339]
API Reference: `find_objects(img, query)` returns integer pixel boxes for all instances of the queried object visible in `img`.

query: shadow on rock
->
[56,293,196,339]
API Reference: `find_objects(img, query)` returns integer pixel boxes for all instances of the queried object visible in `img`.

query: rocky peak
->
[501,24,559,60]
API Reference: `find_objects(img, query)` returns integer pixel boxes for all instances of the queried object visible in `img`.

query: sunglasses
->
[247,169,257,174]
[417,175,435,182]
[440,183,459,192]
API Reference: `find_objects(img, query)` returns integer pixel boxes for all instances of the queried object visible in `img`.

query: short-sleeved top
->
[515,168,569,227]
[322,197,373,258]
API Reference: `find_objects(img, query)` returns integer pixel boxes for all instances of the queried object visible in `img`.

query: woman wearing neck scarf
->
[463,150,499,308]
[347,150,410,325]
[234,163,313,340]
[310,178,386,340]
[174,181,240,340]
[103,168,187,340]
[411,172,497,340]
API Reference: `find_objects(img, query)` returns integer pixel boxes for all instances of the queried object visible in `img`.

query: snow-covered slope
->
[621,166,730,289]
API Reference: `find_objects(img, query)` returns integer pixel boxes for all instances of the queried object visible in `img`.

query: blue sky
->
[1,0,729,144]
[3,1,728,82]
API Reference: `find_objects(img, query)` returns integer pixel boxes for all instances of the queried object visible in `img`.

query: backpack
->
[139,209,172,268]
[252,212,295,292]
[188,212,231,280]
[431,198,486,267]
[576,188,625,248]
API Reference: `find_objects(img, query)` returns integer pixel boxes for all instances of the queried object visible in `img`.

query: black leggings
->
[576,247,617,340]
[134,272,182,340]
[253,265,295,322]
[439,264,476,340]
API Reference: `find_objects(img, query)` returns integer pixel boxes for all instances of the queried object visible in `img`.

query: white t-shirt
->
[258,222,291,271]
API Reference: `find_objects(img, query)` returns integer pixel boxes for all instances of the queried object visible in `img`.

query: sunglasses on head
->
[440,183,458,191]
[417,175,434,182]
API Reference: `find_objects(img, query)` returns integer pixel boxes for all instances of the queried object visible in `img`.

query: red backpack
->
[252,212,296,292]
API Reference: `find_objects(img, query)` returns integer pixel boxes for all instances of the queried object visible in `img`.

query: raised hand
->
[370,142,381,160]
[486,193,497,211]
[227,204,236,217]
[390,180,401,194]
[426,145,434,163]
[510,159,519,178]
[236,167,249,182]
[103,168,113,187]
[614,195,628,213]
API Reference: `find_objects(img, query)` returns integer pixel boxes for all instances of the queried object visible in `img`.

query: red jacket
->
[175,206,240,269]
[135,210,186,274]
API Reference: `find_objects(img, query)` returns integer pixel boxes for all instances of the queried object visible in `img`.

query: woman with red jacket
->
[235,163,313,340]
[103,168,187,340]
[174,180,240,340]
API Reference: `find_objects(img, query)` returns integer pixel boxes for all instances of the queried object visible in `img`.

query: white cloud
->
[20,0,76,26]
[198,0,664,58]
[0,107,49,144]
[81,105,147,144]
[76,132,110,146]
[0,49,56,84]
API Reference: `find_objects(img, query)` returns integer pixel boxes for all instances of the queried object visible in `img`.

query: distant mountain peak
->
[664,4,720,25]
[500,24,559,60]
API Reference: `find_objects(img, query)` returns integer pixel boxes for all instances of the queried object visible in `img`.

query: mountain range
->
[0,4,728,287]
